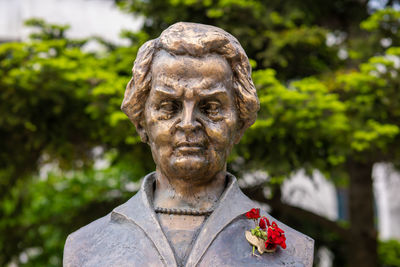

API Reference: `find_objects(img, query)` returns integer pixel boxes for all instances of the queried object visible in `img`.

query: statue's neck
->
[153,169,227,211]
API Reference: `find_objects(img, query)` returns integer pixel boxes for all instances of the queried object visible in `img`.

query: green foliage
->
[236,43,400,182]
[361,8,400,33]
[0,153,149,266]
[378,239,400,267]
[250,226,268,240]
[25,18,71,41]
[351,8,400,63]
[239,69,349,179]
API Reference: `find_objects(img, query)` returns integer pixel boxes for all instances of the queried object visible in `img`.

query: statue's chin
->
[165,155,214,183]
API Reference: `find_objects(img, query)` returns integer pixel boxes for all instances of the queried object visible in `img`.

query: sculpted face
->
[142,50,240,185]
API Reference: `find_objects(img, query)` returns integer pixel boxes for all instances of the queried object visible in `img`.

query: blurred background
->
[1,0,400,266]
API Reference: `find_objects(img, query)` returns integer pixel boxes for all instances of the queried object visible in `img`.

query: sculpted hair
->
[121,22,260,133]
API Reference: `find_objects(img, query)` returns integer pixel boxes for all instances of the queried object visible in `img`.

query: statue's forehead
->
[151,50,232,80]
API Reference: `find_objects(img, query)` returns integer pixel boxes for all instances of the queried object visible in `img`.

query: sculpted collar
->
[111,172,255,267]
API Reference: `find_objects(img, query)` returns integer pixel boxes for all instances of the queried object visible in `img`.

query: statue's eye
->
[159,100,179,114]
[201,101,220,116]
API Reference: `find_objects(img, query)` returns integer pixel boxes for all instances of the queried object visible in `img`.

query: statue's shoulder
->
[223,190,314,266]
[201,211,314,267]
[270,216,314,266]
[63,213,111,266]
[63,193,143,266]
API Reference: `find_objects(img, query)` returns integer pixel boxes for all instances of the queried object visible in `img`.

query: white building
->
[282,163,400,241]
[0,0,142,43]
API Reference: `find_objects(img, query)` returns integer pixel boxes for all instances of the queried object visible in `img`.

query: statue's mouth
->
[176,141,203,147]
[174,141,205,155]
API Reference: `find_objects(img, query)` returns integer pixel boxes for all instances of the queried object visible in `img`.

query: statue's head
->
[122,22,259,184]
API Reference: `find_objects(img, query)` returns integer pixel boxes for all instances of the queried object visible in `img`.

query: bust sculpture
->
[63,22,314,267]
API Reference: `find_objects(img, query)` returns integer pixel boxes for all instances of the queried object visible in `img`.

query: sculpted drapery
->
[64,173,314,266]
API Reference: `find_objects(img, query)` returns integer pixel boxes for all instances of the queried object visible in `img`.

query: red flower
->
[245,208,260,219]
[259,217,270,230]
[265,221,286,250]
[265,241,277,251]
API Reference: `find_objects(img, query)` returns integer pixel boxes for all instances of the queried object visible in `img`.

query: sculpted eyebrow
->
[153,86,178,97]
[197,87,229,98]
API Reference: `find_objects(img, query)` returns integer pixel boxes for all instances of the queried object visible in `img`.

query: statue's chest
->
[157,214,205,266]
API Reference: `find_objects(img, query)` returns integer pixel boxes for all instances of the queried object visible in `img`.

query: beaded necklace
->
[154,206,214,216]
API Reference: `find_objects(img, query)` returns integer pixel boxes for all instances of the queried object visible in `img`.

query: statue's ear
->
[136,120,149,143]
[122,78,149,144]
[233,120,246,145]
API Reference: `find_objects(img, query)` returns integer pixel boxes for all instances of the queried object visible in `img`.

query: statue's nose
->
[176,101,201,132]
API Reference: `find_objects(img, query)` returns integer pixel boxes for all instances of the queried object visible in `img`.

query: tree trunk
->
[347,160,377,267]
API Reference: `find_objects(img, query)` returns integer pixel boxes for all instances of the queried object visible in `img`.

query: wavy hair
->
[121,22,259,132]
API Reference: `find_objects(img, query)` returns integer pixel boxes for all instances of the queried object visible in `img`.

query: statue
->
[63,22,314,267]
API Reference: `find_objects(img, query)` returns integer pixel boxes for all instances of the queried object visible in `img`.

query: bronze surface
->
[63,22,314,267]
